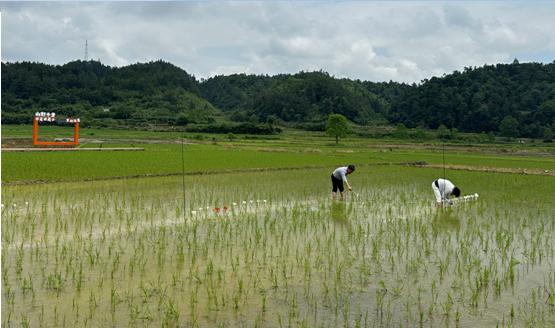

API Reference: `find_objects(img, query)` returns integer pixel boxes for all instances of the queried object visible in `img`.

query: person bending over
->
[331,164,355,199]
[432,178,461,207]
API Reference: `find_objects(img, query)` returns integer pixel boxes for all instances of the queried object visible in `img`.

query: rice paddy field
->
[2,128,555,327]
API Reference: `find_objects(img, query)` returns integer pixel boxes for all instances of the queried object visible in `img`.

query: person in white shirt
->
[331,165,355,199]
[432,178,461,207]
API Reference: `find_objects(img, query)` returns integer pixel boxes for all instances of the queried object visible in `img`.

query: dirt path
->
[407,163,555,176]
[364,143,555,157]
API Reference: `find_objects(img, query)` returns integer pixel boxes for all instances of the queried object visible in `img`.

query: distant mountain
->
[385,61,555,138]
[2,60,554,137]
[200,71,389,126]
[1,60,218,127]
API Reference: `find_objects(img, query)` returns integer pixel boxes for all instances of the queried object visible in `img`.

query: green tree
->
[543,127,553,141]
[326,114,350,144]
[176,113,189,126]
[393,123,409,139]
[537,100,555,126]
[437,124,450,140]
[499,115,519,139]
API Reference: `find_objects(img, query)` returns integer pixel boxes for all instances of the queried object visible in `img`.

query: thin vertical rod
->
[181,132,186,221]
[442,139,446,208]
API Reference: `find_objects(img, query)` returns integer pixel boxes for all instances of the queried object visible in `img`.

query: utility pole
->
[85,40,88,61]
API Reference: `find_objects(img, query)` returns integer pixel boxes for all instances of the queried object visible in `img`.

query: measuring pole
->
[181,132,186,221]
[442,137,447,209]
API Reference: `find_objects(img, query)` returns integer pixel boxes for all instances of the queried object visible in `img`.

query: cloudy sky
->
[1,1,555,83]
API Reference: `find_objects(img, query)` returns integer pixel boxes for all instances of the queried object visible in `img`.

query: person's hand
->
[348,186,352,191]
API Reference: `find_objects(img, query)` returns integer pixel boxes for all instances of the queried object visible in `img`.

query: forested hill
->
[2,60,554,137]
[385,61,555,138]
[1,60,218,126]
[200,71,389,126]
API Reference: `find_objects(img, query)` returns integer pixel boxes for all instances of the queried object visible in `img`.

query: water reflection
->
[331,200,348,225]
[432,208,461,231]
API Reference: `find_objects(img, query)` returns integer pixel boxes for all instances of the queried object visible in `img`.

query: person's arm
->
[441,192,454,206]
[444,182,455,202]
[341,170,352,191]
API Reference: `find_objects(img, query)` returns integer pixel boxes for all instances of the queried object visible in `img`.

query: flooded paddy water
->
[2,167,554,327]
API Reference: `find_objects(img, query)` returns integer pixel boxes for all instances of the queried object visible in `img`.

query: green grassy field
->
[2,125,555,327]
[2,126,555,184]
[3,143,555,184]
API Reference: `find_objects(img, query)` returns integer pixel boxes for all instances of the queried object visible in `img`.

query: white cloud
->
[1,1,554,83]
[96,38,128,66]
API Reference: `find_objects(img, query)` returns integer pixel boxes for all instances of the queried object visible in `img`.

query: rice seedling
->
[1,166,554,326]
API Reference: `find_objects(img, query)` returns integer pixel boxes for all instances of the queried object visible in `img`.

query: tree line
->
[2,59,554,138]
[1,60,216,128]
[382,60,555,139]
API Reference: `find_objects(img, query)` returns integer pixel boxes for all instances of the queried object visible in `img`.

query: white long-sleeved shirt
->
[332,167,349,182]
[432,178,455,202]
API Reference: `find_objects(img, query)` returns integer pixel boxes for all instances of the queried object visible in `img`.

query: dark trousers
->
[331,174,344,192]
